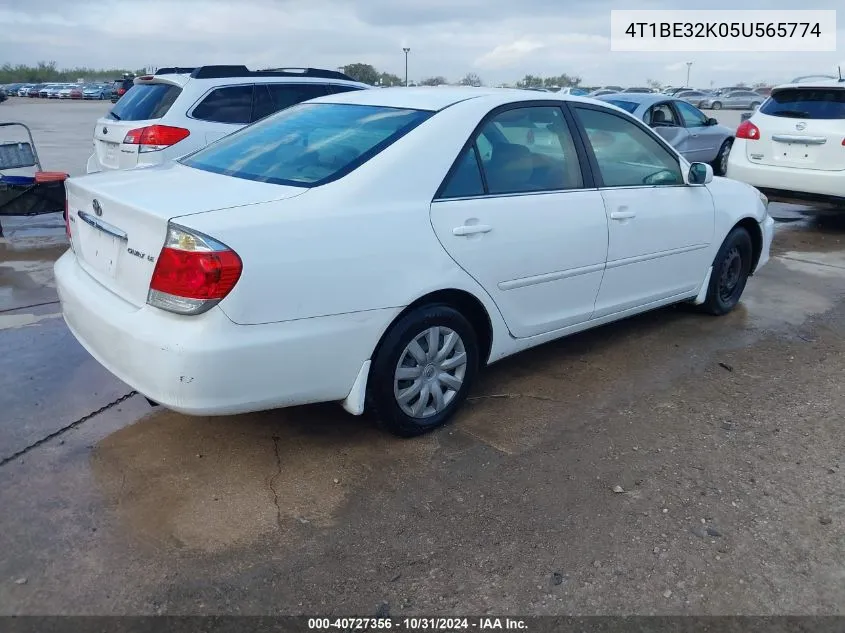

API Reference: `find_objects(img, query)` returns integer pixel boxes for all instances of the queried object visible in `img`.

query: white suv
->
[727,80,845,207]
[86,65,369,174]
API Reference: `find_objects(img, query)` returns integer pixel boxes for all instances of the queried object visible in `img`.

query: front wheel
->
[711,101,722,110]
[700,227,753,315]
[367,305,479,437]
[712,138,733,176]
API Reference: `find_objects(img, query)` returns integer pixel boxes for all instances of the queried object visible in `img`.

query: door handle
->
[453,224,492,236]
[610,210,636,220]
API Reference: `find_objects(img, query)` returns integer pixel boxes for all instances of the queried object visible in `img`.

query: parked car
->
[59,85,77,99]
[82,84,110,100]
[69,85,85,99]
[699,90,764,110]
[110,76,136,103]
[0,90,6,103]
[597,93,736,175]
[675,90,711,108]
[713,86,748,96]
[88,65,369,173]
[27,83,47,97]
[41,84,65,98]
[666,87,693,96]
[556,87,589,95]
[57,87,773,436]
[588,89,619,97]
[727,80,845,207]
[17,84,34,96]
[3,83,24,95]
[622,87,654,93]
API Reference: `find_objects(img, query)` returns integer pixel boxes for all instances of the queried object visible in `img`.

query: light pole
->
[403,47,410,87]
[685,61,693,87]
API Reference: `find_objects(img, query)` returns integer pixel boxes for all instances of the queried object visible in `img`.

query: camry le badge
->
[92,199,103,216]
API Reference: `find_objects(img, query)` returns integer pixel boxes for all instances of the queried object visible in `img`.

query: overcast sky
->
[1,0,842,86]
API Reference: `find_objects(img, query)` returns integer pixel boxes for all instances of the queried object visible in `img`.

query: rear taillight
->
[736,120,760,140]
[117,88,126,95]
[123,125,190,153]
[147,224,242,315]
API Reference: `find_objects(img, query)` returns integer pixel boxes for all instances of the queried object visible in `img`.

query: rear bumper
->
[728,143,845,204]
[54,251,393,415]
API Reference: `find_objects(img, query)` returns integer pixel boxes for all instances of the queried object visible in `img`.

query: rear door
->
[93,80,183,169]
[750,86,845,171]
[429,104,609,338]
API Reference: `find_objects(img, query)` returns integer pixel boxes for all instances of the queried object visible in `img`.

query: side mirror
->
[706,117,718,126]
[688,162,713,185]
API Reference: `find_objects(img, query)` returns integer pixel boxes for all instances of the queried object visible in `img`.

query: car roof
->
[307,86,587,111]
[770,79,845,91]
[597,92,670,106]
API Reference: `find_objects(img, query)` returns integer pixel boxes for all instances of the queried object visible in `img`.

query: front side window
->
[675,101,708,127]
[574,106,683,188]
[192,85,254,124]
[182,103,432,187]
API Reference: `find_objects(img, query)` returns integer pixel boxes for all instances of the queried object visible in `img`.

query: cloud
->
[0,0,843,86]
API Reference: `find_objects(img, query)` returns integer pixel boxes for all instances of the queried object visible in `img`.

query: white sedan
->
[55,87,774,436]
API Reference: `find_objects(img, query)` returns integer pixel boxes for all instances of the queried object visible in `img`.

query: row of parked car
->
[0,78,136,102]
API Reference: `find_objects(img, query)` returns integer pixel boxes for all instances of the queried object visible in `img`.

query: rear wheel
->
[712,138,733,176]
[750,101,761,109]
[367,305,479,437]
[711,101,722,110]
[700,227,753,315]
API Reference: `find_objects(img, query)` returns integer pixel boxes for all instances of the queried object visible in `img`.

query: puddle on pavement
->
[90,406,437,553]
[0,310,61,330]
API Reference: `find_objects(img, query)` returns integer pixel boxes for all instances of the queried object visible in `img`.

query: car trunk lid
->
[66,162,307,308]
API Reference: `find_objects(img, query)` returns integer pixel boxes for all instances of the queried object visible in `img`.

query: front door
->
[429,105,609,338]
[570,104,715,318]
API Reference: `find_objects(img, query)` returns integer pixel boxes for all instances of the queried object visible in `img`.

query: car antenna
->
[839,66,843,82]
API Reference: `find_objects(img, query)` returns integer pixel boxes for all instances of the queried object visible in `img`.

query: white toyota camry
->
[55,87,774,436]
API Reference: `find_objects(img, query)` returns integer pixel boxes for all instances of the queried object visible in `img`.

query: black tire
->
[712,138,733,176]
[367,304,479,437]
[711,101,722,110]
[750,102,761,109]
[700,227,753,316]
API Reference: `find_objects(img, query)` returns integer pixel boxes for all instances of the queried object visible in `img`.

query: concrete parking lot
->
[1,98,844,616]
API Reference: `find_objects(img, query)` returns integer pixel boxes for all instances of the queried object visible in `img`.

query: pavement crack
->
[778,255,845,271]
[468,392,563,404]
[268,435,284,531]
[0,390,138,468]
[0,300,60,314]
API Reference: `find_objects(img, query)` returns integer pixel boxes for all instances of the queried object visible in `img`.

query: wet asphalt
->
[0,99,844,615]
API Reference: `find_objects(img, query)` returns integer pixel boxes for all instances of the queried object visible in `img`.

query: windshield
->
[600,99,639,114]
[760,88,845,120]
[181,103,433,187]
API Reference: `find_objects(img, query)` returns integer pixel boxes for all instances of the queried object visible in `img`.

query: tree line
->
[340,63,580,89]
[0,61,143,84]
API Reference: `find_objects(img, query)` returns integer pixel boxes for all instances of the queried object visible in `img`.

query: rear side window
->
[192,85,254,124]
[324,84,365,95]
[266,84,330,110]
[182,103,432,187]
[760,88,845,120]
[601,99,639,114]
[109,83,181,121]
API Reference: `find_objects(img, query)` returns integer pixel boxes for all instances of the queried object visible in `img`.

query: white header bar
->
[610,10,837,52]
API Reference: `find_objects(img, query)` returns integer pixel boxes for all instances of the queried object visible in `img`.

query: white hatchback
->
[727,80,845,206]
[86,65,369,174]
[57,87,774,436]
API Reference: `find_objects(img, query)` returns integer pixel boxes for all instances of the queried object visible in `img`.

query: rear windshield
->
[108,83,181,121]
[600,99,639,114]
[760,88,845,120]
[181,103,432,187]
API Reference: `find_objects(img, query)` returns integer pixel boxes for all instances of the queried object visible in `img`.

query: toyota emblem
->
[795,122,807,131]
[102,126,108,135]
[92,199,103,217]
